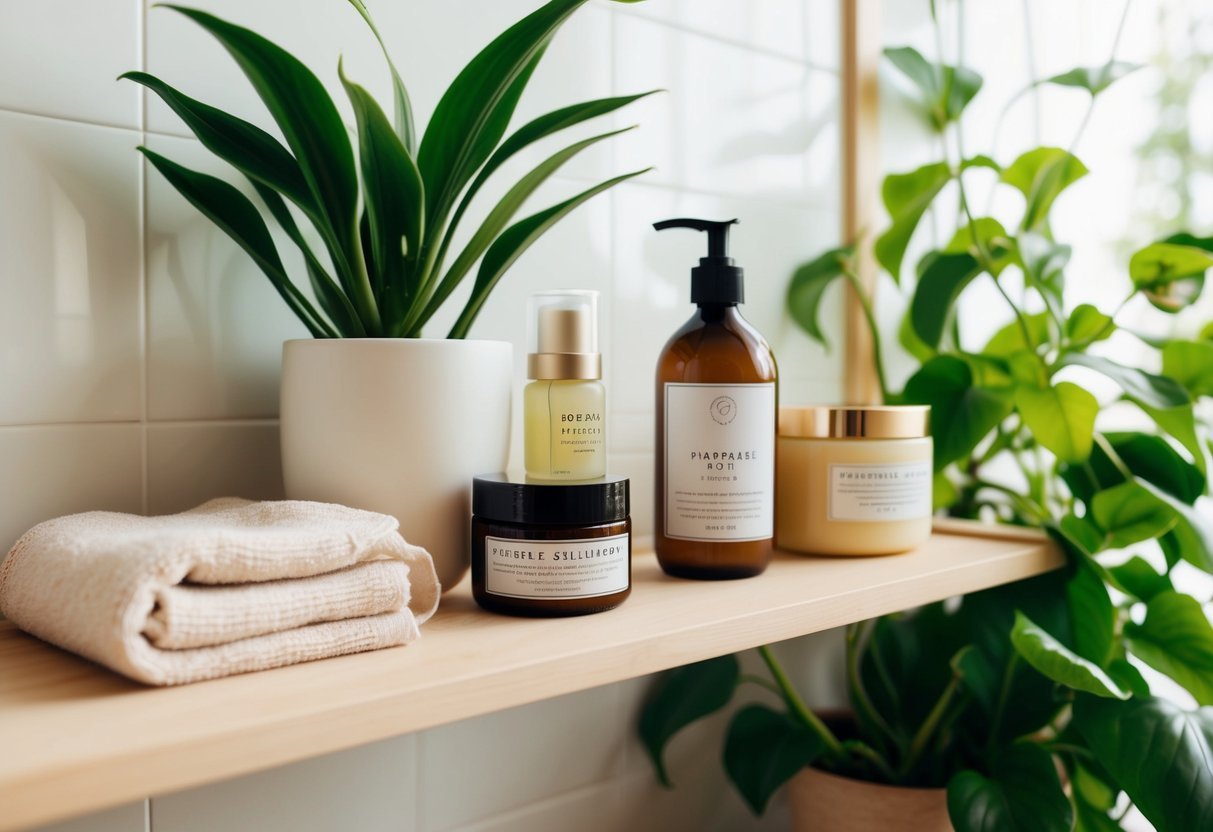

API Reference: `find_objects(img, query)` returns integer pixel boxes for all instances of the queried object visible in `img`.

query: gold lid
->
[527,305,601,380]
[779,405,930,439]
[527,352,603,380]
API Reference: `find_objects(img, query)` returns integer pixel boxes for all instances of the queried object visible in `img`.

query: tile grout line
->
[0,105,142,135]
[139,0,150,517]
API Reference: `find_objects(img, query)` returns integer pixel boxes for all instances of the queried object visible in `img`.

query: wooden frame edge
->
[841,0,883,404]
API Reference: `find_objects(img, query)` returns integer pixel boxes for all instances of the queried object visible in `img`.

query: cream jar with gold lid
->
[776,405,932,556]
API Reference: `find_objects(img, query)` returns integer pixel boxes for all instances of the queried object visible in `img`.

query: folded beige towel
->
[0,498,440,685]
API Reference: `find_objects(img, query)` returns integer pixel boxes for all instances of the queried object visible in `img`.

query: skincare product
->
[776,405,932,556]
[524,290,606,480]
[653,218,777,579]
[471,474,631,616]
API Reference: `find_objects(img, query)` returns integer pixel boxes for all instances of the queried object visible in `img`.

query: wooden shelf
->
[0,522,1060,831]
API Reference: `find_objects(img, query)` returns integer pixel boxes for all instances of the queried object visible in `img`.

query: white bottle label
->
[484,535,630,599]
[828,462,932,521]
[664,382,776,542]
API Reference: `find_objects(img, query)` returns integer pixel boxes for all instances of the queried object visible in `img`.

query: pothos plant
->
[124,0,651,339]
[639,17,1213,832]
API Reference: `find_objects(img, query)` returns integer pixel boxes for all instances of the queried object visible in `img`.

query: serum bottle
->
[524,290,606,480]
[653,219,777,579]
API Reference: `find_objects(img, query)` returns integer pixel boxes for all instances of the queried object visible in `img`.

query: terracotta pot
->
[787,767,951,832]
[280,338,512,589]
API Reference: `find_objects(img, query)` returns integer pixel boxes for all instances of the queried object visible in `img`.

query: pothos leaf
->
[786,246,854,349]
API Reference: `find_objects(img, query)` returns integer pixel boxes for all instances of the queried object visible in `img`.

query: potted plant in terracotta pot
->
[640,16,1213,832]
[123,0,652,588]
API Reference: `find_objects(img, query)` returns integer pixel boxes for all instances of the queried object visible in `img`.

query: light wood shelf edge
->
[0,522,1062,831]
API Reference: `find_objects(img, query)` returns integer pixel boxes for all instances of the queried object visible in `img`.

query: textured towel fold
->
[0,498,441,685]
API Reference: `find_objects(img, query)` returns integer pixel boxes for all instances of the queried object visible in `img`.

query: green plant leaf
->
[425,89,660,307]
[637,655,739,787]
[1001,147,1088,231]
[1126,591,1213,704]
[339,62,425,323]
[1041,61,1142,94]
[138,147,333,338]
[874,161,951,280]
[449,167,650,338]
[490,92,660,188]
[1129,243,1213,314]
[1163,340,1213,398]
[443,89,660,246]
[1071,757,1123,832]
[883,46,983,130]
[1058,513,1105,555]
[860,603,969,742]
[909,251,982,348]
[1017,230,1071,302]
[982,312,1051,357]
[250,181,365,337]
[1058,352,1190,410]
[1066,303,1114,345]
[1014,381,1098,463]
[345,0,417,153]
[418,0,586,225]
[1139,233,1213,312]
[723,705,825,815]
[1011,611,1127,698]
[119,71,311,209]
[947,744,1072,832]
[1108,657,1152,697]
[899,310,936,362]
[1135,400,1206,476]
[1104,432,1206,505]
[1073,695,1213,832]
[947,217,1013,275]
[1109,556,1174,602]
[1092,481,1179,550]
[1135,479,1213,572]
[786,246,853,349]
[414,126,634,335]
[959,572,1073,740]
[162,5,376,331]
[120,69,373,334]
[1067,557,1116,667]
[904,355,1014,469]
[933,471,959,510]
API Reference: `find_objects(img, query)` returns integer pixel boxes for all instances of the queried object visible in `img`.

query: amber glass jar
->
[471,474,631,617]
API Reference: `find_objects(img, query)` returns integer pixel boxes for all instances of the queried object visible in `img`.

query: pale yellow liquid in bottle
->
[524,379,606,480]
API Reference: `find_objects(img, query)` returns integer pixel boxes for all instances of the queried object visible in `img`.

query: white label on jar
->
[664,382,776,542]
[828,461,932,521]
[484,534,630,599]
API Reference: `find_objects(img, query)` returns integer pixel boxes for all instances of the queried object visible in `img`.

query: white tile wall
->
[28,802,146,832]
[152,736,416,832]
[0,1,845,830]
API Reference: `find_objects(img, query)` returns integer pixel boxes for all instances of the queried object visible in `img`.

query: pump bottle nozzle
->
[653,217,745,305]
[652,218,738,257]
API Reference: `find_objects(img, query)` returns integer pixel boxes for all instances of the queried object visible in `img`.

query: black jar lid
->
[472,473,630,526]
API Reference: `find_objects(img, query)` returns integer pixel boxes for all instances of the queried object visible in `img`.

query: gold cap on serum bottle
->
[527,291,602,381]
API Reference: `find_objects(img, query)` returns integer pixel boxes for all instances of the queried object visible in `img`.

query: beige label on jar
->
[828,461,932,521]
[485,535,629,599]
[664,382,776,542]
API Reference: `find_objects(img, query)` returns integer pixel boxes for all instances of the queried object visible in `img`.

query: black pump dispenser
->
[653,218,744,305]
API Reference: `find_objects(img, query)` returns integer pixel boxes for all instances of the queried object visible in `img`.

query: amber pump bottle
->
[653,218,777,579]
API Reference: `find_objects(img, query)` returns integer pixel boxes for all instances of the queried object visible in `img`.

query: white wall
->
[1,1,846,830]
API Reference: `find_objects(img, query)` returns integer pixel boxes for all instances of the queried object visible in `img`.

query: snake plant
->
[124,0,652,338]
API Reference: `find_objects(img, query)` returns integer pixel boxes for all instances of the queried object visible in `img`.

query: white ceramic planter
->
[280,339,512,589]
